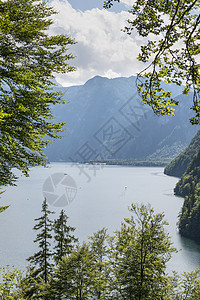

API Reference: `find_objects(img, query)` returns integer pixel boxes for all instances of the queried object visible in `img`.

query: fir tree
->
[53,209,78,264]
[27,198,55,284]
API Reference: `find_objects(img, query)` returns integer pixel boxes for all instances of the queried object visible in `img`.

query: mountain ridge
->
[45,75,198,163]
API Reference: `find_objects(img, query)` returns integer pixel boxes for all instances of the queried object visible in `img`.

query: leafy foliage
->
[104,0,200,124]
[0,0,75,186]
[109,204,176,299]
[88,228,111,299]
[51,243,99,299]
[0,266,25,299]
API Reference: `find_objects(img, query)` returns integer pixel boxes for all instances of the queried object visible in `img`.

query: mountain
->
[164,130,200,177]
[176,148,200,243]
[45,75,198,163]
[164,128,200,244]
[174,146,200,197]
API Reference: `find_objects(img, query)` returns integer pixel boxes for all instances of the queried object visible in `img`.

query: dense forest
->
[2,199,200,299]
[164,130,200,177]
[175,149,200,243]
[164,131,200,244]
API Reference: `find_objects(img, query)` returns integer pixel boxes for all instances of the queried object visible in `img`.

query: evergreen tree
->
[53,209,78,264]
[27,198,55,284]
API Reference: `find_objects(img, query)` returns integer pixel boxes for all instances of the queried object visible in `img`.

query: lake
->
[0,163,200,274]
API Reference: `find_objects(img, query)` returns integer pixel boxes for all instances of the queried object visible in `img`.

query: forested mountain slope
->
[45,76,197,163]
[164,131,200,244]
[177,149,200,243]
[164,130,200,177]
[174,147,200,197]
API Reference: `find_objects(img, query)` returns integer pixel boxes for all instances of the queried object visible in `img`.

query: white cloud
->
[49,0,145,86]
[120,0,133,7]
[103,69,122,78]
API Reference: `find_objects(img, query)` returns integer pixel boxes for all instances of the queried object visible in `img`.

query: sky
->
[49,0,145,86]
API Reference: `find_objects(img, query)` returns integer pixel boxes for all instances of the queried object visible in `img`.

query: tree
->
[0,0,75,186]
[110,203,177,299]
[27,198,55,284]
[53,209,78,264]
[0,266,52,299]
[51,243,98,299]
[104,0,200,124]
[0,266,25,299]
[88,228,111,299]
[180,270,200,299]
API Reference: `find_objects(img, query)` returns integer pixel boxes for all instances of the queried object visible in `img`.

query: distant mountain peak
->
[46,76,197,163]
[84,75,109,87]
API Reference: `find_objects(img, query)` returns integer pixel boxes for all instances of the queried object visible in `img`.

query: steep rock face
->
[164,130,200,177]
[45,75,197,162]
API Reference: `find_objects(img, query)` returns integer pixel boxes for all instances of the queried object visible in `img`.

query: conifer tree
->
[27,198,55,284]
[53,209,78,264]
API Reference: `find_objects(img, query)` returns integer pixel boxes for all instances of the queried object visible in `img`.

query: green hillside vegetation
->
[164,133,200,244]
[178,182,200,243]
[164,130,200,177]
[175,149,200,244]
[174,149,200,198]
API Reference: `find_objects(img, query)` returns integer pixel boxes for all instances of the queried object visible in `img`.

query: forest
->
[164,130,200,244]
[2,199,200,299]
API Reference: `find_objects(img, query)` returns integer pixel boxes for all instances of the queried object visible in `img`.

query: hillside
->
[164,130,200,177]
[164,130,200,244]
[177,149,200,243]
[45,76,197,163]
[174,147,200,197]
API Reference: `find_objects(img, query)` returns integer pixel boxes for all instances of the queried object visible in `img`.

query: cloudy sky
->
[49,0,145,86]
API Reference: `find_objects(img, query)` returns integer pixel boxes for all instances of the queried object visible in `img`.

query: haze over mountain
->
[45,76,198,163]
